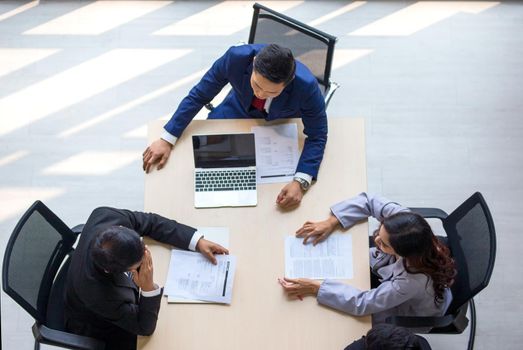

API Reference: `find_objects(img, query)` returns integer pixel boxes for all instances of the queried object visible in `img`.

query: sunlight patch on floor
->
[42,151,140,176]
[0,49,189,137]
[154,1,302,36]
[25,1,172,35]
[349,1,499,36]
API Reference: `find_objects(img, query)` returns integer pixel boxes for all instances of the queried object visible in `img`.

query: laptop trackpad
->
[195,191,257,208]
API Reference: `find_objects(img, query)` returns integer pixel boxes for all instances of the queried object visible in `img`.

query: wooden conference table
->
[139,118,370,350]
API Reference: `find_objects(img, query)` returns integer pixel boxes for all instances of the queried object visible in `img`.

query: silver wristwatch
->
[293,176,310,191]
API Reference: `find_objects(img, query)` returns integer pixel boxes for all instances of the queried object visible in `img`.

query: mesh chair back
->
[248,3,337,94]
[2,201,77,323]
[443,192,496,313]
[46,256,72,330]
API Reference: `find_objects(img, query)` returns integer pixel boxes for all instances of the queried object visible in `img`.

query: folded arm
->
[330,192,409,229]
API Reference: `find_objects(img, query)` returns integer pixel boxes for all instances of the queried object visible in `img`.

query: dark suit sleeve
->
[163,47,234,137]
[88,207,196,249]
[87,287,163,336]
[296,82,328,179]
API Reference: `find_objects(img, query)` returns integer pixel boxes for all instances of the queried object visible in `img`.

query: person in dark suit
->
[64,206,228,350]
[344,324,432,350]
[142,43,328,208]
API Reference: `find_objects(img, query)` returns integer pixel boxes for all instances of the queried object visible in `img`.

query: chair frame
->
[248,3,339,107]
[2,200,104,350]
[386,192,496,350]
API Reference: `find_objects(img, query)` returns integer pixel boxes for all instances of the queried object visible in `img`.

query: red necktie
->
[251,96,266,111]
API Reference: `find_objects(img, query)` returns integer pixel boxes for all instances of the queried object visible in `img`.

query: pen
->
[222,261,230,297]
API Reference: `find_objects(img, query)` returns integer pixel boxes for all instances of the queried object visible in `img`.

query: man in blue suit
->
[142,44,328,208]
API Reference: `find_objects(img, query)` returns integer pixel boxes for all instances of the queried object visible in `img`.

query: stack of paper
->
[164,227,236,304]
[285,233,353,280]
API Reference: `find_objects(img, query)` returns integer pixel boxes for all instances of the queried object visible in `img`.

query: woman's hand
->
[278,277,321,299]
[295,215,340,245]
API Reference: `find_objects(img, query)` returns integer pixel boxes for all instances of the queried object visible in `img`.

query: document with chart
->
[251,123,299,184]
[164,250,236,304]
[164,227,234,304]
[285,233,353,280]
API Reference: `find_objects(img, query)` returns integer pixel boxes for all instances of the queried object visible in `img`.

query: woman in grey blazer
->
[279,192,456,329]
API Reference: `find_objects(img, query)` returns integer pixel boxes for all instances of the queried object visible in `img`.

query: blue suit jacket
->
[164,44,328,179]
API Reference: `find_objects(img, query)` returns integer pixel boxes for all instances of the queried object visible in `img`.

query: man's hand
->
[142,138,173,173]
[131,246,155,292]
[196,238,229,265]
[278,277,321,299]
[295,215,340,245]
[276,181,304,208]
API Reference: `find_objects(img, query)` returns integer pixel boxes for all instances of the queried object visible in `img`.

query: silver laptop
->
[193,133,257,208]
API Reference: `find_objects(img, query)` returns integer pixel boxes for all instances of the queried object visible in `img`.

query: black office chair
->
[248,3,339,108]
[2,200,105,350]
[385,192,496,350]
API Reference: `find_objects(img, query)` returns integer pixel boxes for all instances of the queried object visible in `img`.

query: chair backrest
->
[46,256,72,330]
[443,192,496,313]
[248,3,337,94]
[2,201,77,324]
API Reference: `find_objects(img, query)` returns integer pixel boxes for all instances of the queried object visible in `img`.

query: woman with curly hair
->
[279,192,456,329]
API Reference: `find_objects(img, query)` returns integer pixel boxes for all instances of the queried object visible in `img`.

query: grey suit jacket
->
[316,193,452,328]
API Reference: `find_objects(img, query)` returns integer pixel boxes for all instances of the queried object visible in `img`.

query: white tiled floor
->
[1,1,522,349]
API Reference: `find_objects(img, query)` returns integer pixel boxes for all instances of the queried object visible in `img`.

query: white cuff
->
[141,284,161,297]
[294,172,312,186]
[188,231,204,251]
[161,130,178,145]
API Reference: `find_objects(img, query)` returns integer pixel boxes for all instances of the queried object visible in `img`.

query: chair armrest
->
[385,314,455,329]
[324,81,339,108]
[408,207,448,220]
[70,224,85,235]
[32,323,105,350]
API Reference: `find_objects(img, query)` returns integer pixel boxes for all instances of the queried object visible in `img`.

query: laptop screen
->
[192,133,256,168]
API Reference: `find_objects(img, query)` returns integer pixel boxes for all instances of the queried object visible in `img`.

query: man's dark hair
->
[253,44,296,85]
[91,226,144,274]
[365,324,421,350]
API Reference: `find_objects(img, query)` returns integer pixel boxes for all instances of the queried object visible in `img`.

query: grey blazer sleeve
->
[317,276,422,316]
[330,192,409,229]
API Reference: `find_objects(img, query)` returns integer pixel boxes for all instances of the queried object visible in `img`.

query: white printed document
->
[165,227,232,304]
[285,233,353,280]
[164,251,236,304]
[251,123,299,184]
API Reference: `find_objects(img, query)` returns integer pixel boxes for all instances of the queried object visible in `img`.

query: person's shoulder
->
[88,206,121,220]
[224,43,263,59]
[83,207,128,232]
[293,61,318,88]
[390,261,431,294]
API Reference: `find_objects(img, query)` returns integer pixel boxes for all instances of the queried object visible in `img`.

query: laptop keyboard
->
[195,169,256,192]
